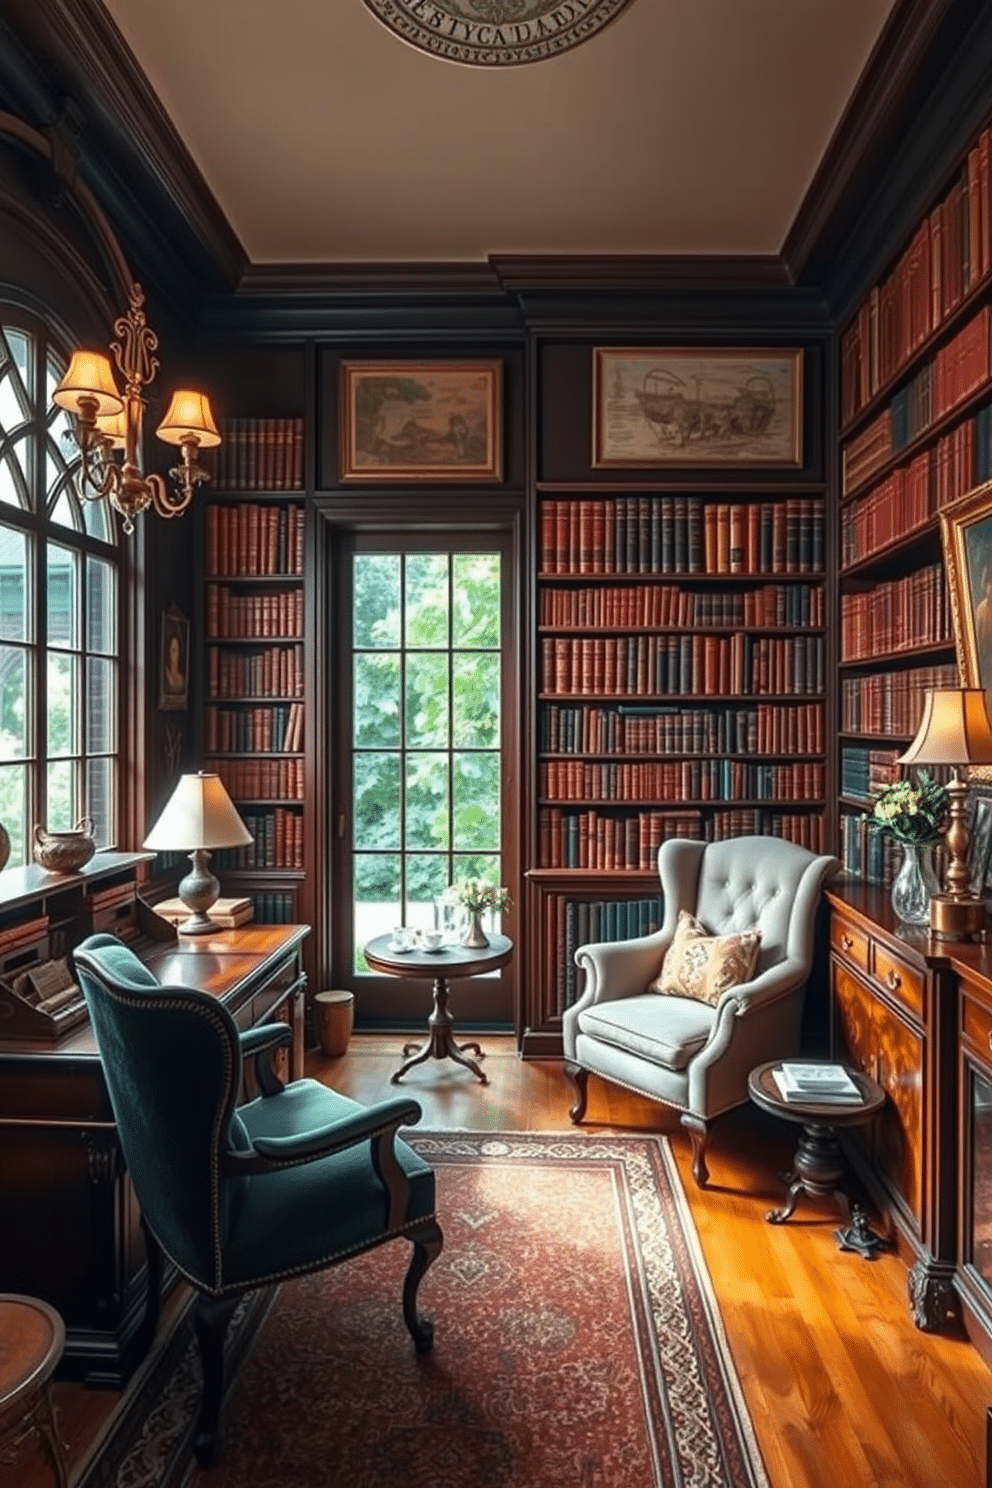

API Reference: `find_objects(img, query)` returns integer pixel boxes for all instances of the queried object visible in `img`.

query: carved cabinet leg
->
[907,1259,960,1333]
[680,1113,711,1188]
[563,1061,589,1123]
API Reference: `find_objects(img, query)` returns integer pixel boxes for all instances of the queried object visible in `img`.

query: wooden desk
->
[0,922,309,1385]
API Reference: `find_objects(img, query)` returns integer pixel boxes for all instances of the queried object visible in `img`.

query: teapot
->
[34,817,96,874]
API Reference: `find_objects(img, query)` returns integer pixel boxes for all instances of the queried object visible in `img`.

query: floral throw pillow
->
[647,909,761,1006]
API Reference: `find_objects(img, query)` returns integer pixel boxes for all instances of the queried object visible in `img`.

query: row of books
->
[539,758,825,803]
[840,564,950,661]
[842,307,990,496]
[213,417,305,491]
[207,644,304,700]
[542,894,664,1015]
[539,806,823,869]
[205,756,306,802]
[155,895,254,930]
[840,407,992,569]
[840,662,958,736]
[540,497,824,576]
[214,808,304,871]
[839,814,906,887]
[206,584,304,639]
[251,891,299,925]
[538,582,823,631]
[205,502,305,577]
[540,634,824,698]
[204,701,305,754]
[841,127,992,422]
[540,808,704,870]
[541,702,825,757]
[839,747,903,803]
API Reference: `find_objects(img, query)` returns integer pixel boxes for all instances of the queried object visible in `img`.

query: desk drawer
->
[963,992,992,1062]
[872,945,924,1019]
[831,914,869,973]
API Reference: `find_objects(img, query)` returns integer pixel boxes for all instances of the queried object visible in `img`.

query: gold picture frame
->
[592,347,803,468]
[339,360,502,483]
[941,481,992,725]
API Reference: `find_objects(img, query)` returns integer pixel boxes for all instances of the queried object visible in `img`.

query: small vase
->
[891,841,940,925]
[460,908,490,949]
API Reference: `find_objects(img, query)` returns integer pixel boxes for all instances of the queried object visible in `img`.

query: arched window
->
[0,309,121,864]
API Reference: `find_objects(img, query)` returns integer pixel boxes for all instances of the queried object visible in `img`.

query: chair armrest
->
[224,1096,423,1172]
[574,930,670,1008]
[223,1095,423,1229]
[720,958,807,1015]
[239,1022,292,1097]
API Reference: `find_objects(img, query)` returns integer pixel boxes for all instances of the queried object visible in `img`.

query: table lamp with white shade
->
[143,772,252,934]
[898,688,992,939]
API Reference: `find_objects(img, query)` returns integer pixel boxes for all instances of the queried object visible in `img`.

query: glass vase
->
[890,840,940,925]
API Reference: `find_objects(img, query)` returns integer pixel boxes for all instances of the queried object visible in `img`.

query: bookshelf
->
[524,482,827,1053]
[836,118,992,886]
[202,491,306,924]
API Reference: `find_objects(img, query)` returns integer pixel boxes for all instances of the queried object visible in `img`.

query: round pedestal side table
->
[364,932,514,1085]
[747,1060,888,1257]
[0,1293,68,1488]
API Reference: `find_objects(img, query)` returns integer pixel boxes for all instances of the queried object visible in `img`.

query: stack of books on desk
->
[772,1062,863,1104]
[153,896,254,929]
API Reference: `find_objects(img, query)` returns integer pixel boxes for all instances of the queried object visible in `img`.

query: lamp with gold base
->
[898,689,992,939]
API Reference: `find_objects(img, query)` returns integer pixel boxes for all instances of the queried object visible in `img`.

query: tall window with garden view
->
[349,545,505,972]
[0,311,120,864]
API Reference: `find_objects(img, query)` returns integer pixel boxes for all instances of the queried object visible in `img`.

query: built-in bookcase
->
[837,117,992,885]
[202,487,306,924]
[524,480,827,1051]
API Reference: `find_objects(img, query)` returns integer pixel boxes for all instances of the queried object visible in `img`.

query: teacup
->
[390,926,413,951]
[418,928,444,951]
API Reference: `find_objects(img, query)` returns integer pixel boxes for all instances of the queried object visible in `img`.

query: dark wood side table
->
[364,933,514,1086]
[0,1293,67,1487]
[748,1060,887,1254]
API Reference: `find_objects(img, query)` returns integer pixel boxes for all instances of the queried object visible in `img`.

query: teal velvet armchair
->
[72,933,442,1466]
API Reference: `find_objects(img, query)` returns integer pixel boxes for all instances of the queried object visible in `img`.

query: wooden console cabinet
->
[0,853,308,1386]
[825,882,959,1332]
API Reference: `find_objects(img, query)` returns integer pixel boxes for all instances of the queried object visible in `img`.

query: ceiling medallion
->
[363,0,635,67]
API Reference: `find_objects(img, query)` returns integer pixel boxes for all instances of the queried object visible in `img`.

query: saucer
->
[386,939,413,953]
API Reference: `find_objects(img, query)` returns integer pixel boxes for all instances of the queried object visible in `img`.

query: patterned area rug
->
[79,1133,768,1488]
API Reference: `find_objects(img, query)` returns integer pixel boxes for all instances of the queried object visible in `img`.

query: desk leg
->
[391,977,488,1085]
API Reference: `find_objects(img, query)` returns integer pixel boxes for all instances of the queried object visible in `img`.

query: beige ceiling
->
[103,0,897,266]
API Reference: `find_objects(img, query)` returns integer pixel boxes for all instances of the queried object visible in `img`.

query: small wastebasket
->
[314,990,354,1057]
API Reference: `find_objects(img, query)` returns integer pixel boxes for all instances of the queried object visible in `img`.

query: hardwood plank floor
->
[14,1032,992,1487]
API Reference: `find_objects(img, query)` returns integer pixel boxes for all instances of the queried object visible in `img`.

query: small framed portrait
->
[970,796,992,896]
[159,605,189,712]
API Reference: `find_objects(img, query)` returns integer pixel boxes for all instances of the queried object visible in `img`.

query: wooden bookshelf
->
[203,492,306,923]
[524,481,827,1053]
[837,113,992,886]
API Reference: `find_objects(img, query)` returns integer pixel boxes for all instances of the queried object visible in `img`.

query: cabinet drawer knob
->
[841,934,854,951]
[885,969,902,992]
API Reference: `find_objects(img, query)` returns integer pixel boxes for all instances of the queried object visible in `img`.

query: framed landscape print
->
[339,360,502,483]
[592,347,803,469]
[941,481,992,731]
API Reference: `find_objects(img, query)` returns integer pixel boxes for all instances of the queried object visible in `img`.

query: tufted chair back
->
[659,835,823,976]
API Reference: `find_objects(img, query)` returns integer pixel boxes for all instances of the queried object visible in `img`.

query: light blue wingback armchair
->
[72,933,442,1467]
[563,836,839,1186]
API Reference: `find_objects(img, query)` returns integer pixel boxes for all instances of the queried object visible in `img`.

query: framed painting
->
[592,347,803,468]
[159,604,189,712]
[339,360,502,483]
[941,481,992,733]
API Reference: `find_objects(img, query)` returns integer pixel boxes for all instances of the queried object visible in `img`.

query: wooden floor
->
[19,1032,992,1487]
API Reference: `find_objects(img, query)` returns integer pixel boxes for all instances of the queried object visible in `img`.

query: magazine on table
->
[772,1062,863,1104]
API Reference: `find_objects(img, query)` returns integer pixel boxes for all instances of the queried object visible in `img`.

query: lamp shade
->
[156,390,221,448]
[52,351,124,417]
[143,772,252,851]
[94,408,128,449]
[898,688,992,767]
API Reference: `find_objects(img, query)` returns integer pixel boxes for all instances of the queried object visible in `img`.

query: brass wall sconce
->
[52,283,220,533]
